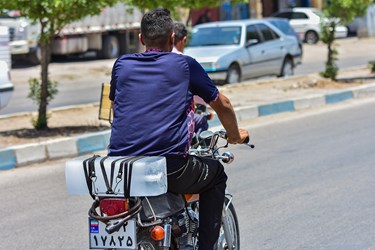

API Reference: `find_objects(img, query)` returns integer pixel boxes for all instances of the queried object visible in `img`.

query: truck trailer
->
[0,3,143,63]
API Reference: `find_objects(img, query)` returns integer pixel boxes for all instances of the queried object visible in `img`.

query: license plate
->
[89,218,137,249]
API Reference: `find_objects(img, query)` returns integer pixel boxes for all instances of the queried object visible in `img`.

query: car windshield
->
[188,26,242,47]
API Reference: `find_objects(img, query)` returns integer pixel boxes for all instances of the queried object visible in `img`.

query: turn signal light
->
[150,225,165,241]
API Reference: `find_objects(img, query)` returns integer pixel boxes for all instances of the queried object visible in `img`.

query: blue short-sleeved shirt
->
[108,51,218,157]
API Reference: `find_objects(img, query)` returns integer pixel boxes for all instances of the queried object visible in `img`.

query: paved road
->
[1,37,375,116]
[230,98,375,249]
[1,98,375,249]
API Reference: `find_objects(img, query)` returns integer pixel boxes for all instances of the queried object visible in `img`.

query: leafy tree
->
[320,0,373,80]
[0,0,118,129]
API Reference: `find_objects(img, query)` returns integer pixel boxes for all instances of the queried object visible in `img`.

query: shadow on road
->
[338,76,375,83]
[11,52,110,69]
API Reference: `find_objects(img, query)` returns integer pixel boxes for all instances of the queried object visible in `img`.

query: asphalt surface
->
[228,98,375,249]
[1,98,375,249]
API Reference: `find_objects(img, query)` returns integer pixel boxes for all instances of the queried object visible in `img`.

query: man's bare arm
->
[209,92,249,144]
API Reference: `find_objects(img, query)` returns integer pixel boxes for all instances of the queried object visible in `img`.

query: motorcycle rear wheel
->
[137,228,160,250]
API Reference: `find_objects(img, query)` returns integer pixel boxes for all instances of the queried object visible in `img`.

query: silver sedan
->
[184,19,302,84]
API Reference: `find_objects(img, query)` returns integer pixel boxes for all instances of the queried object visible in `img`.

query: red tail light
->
[100,198,129,216]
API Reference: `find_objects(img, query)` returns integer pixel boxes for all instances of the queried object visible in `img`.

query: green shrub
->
[28,78,58,129]
[28,77,58,105]
[320,64,338,80]
[369,61,375,73]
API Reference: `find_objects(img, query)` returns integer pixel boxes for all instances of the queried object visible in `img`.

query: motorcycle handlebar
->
[190,130,254,158]
[219,130,253,147]
[243,136,250,144]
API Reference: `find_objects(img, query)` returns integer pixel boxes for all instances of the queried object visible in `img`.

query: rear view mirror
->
[246,39,259,47]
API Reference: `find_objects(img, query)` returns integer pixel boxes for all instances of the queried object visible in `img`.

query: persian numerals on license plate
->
[88,218,137,249]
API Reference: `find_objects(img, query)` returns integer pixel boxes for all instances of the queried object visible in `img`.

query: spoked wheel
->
[137,229,160,250]
[217,198,240,250]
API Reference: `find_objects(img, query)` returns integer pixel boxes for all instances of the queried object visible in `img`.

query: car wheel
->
[226,64,241,84]
[100,35,120,59]
[279,57,294,77]
[28,47,41,65]
[305,31,319,44]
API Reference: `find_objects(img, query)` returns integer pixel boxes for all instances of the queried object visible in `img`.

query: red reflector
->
[100,198,128,216]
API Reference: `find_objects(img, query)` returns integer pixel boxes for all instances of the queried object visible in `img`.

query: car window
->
[269,20,294,36]
[188,26,242,47]
[257,23,278,41]
[291,12,308,19]
[271,28,280,39]
[246,25,262,44]
[274,12,292,19]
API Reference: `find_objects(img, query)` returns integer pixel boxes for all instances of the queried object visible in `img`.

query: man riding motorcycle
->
[108,8,249,250]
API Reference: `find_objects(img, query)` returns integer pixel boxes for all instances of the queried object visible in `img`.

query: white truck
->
[0,25,13,111]
[0,3,143,63]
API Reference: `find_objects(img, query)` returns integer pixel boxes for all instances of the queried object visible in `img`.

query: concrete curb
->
[1,82,375,170]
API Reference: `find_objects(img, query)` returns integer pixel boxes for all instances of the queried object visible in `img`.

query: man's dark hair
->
[141,8,174,47]
[173,22,188,44]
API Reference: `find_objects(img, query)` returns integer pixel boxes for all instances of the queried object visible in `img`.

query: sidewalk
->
[1,66,375,170]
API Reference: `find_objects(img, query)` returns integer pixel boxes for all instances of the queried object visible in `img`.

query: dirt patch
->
[283,76,365,90]
[0,104,111,148]
[0,125,110,148]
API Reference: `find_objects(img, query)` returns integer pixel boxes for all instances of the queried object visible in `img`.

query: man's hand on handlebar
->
[227,128,249,144]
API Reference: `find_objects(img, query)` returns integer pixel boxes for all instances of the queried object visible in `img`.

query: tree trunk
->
[326,22,336,68]
[36,42,51,130]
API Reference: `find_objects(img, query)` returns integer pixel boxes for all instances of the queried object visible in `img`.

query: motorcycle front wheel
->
[217,198,240,250]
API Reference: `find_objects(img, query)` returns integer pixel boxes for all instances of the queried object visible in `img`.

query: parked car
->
[264,17,303,58]
[0,26,11,68]
[346,17,361,36]
[271,7,348,44]
[0,60,14,110]
[184,19,302,84]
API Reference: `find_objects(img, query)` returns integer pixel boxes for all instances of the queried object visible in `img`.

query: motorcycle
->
[65,130,253,249]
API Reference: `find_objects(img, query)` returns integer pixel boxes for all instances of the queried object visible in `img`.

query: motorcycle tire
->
[137,228,160,250]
